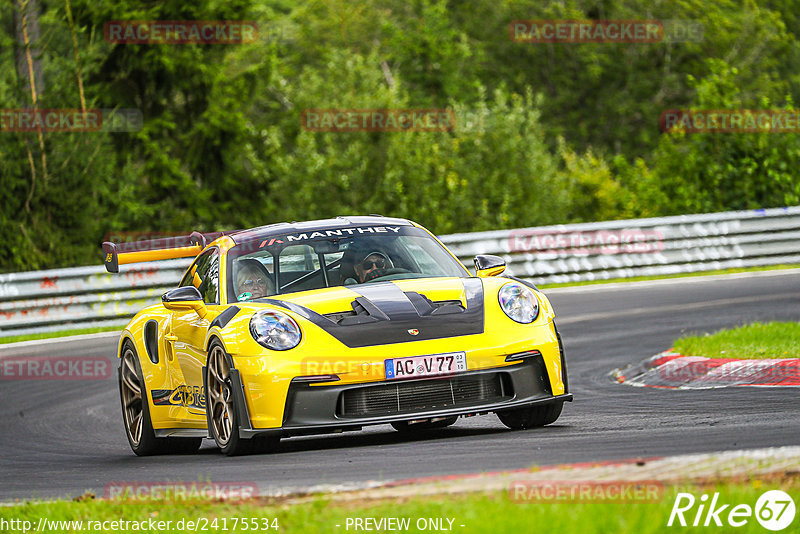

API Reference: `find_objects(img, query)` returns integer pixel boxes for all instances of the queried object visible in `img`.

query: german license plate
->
[385,352,467,380]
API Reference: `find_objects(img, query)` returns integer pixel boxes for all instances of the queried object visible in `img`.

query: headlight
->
[249,310,302,350]
[498,283,539,324]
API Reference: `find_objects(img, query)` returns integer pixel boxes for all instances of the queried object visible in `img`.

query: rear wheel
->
[119,342,202,455]
[206,341,278,456]
[391,416,458,432]
[497,401,563,430]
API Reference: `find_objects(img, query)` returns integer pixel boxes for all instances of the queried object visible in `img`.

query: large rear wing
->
[102,231,216,273]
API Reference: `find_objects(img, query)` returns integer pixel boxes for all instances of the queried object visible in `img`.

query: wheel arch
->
[118,331,136,358]
[205,330,228,355]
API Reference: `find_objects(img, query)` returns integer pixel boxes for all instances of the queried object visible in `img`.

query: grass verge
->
[673,321,800,359]
[1,479,796,534]
[0,325,121,345]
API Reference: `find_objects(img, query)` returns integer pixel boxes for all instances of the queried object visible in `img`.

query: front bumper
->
[240,354,571,439]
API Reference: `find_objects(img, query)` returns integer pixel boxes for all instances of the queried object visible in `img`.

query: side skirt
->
[154,428,208,438]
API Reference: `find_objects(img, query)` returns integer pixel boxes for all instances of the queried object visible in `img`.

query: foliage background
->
[2,0,800,271]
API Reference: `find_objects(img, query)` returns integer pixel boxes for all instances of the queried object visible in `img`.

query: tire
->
[206,340,278,456]
[391,416,458,432]
[497,401,563,430]
[118,341,202,456]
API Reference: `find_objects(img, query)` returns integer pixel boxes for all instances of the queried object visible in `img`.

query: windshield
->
[226,225,468,302]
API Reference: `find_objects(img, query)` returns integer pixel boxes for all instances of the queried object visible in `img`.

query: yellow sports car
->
[104,216,571,456]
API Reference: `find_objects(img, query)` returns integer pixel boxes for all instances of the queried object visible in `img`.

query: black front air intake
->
[338,373,513,417]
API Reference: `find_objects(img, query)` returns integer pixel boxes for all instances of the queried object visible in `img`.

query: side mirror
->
[474,254,506,278]
[162,286,208,319]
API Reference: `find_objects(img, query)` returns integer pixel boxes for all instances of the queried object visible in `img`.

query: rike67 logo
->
[668,490,796,531]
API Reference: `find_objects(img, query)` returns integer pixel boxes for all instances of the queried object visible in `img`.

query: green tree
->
[648,59,800,214]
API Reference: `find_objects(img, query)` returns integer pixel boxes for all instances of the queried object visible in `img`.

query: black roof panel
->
[229,216,413,244]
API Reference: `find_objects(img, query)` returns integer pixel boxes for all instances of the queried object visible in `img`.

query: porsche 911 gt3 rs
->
[103,216,571,456]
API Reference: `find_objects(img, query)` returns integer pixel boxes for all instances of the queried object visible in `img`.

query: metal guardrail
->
[0,259,192,337]
[2,206,799,338]
[441,205,800,284]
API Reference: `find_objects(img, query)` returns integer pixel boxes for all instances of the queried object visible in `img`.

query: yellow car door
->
[169,248,224,423]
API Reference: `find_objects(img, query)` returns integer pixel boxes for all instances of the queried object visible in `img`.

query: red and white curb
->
[613,351,800,389]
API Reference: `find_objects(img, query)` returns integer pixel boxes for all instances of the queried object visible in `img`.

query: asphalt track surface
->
[1,270,799,501]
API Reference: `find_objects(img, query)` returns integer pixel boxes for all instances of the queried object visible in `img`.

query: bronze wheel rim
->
[120,348,144,446]
[207,346,234,445]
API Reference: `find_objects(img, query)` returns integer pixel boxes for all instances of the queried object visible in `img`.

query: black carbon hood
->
[254,278,484,348]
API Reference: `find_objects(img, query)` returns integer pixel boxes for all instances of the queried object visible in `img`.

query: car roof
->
[228,215,414,244]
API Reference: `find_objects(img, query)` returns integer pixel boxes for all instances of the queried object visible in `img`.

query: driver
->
[354,250,392,283]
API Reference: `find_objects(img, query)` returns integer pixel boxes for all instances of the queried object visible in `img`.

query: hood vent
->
[323,292,465,325]
[405,291,465,316]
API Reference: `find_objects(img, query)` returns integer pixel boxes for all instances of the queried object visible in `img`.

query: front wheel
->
[206,341,278,456]
[119,342,201,455]
[497,401,563,430]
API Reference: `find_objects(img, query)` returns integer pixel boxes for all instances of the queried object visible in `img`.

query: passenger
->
[235,261,273,299]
